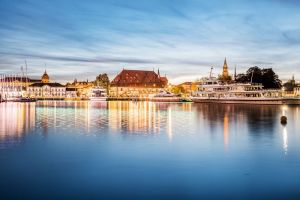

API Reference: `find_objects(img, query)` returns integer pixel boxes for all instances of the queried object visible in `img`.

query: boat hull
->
[191,97,300,105]
[89,97,107,101]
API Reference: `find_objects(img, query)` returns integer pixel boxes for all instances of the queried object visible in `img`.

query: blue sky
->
[1,0,300,83]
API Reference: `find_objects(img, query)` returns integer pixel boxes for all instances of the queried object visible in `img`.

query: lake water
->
[0,101,300,200]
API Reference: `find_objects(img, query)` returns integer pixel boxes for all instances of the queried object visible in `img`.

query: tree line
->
[235,66,282,89]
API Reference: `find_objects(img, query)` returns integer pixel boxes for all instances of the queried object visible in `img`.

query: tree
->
[94,73,110,94]
[218,75,232,82]
[235,66,281,89]
[247,66,263,83]
[235,73,248,83]
[261,68,281,89]
[95,73,110,88]
[171,85,185,95]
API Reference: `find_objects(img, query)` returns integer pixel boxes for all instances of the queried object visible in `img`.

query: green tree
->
[236,67,281,89]
[95,73,110,94]
[95,73,110,87]
[261,68,281,89]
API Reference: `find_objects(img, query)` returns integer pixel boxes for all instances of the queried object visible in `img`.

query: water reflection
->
[282,126,288,154]
[32,101,175,136]
[107,101,167,134]
[194,104,279,137]
[0,101,298,151]
[1,101,300,199]
[0,102,36,148]
[223,113,229,149]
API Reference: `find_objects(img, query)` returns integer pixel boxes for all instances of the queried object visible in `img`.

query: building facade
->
[109,69,168,98]
[65,88,78,98]
[27,83,66,99]
[27,71,66,99]
[65,79,94,98]
[0,74,41,100]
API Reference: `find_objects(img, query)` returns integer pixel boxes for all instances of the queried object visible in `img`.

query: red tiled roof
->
[111,69,167,88]
[159,77,168,85]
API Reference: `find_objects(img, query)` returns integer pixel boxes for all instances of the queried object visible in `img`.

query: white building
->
[27,82,66,99]
[66,88,78,98]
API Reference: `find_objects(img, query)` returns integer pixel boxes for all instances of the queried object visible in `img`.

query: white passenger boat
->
[192,77,300,105]
[149,89,181,102]
[89,87,107,101]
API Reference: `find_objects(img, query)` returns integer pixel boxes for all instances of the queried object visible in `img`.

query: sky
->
[1,0,300,84]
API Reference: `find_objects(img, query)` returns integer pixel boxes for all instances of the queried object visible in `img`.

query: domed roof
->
[41,70,49,83]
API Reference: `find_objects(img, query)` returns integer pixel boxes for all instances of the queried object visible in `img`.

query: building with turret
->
[27,71,66,99]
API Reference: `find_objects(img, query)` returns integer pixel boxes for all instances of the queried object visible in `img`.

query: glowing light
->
[282,105,288,116]
[167,106,173,141]
[223,113,229,149]
[282,126,288,155]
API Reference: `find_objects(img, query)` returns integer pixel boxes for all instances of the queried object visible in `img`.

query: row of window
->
[28,88,65,92]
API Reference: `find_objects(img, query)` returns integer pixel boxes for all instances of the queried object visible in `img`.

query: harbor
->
[1,59,300,105]
[2,0,300,199]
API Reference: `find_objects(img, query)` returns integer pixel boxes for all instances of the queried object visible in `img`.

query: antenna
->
[209,66,213,79]
[25,60,28,79]
[21,65,24,87]
[250,71,254,84]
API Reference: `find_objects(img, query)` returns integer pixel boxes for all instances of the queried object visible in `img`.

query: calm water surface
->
[0,101,300,199]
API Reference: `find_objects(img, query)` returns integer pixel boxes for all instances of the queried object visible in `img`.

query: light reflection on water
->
[0,101,300,199]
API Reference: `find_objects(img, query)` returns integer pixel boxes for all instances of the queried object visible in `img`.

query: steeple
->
[291,74,296,85]
[157,68,160,77]
[222,58,229,78]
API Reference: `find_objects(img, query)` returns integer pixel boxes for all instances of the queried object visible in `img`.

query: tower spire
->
[222,57,229,78]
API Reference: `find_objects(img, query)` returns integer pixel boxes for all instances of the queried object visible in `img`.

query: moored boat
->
[192,77,300,105]
[149,89,181,102]
[89,86,107,101]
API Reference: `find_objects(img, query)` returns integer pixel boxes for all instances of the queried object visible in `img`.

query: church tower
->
[222,58,229,78]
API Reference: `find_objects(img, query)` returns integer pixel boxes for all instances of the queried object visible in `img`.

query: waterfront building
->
[109,69,168,98]
[27,83,66,99]
[65,88,78,98]
[0,74,41,101]
[27,71,66,99]
[66,79,94,98]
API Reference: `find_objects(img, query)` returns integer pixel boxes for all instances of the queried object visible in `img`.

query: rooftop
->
[111,69,167,88]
